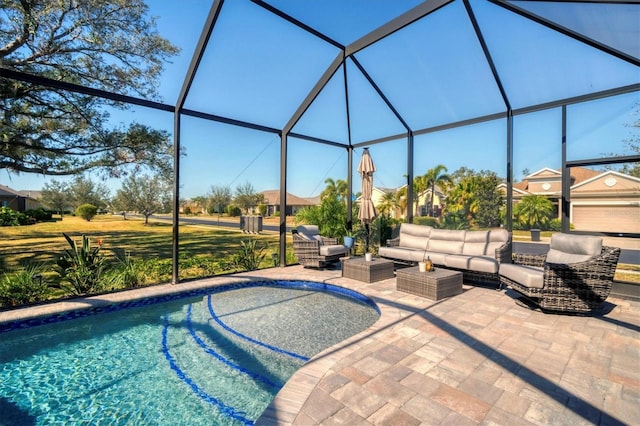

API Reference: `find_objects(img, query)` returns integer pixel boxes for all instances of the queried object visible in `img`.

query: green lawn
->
[0,214,286,275]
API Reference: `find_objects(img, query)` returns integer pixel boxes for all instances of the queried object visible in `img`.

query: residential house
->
[0,185,40,211]
[261,190,318,216]
[501,167,640,234]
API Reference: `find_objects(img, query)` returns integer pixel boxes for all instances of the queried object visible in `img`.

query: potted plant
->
[343,232,355,249]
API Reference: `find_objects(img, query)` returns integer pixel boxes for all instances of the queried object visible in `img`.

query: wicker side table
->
[396,267,463,300]
[342,257,395,283]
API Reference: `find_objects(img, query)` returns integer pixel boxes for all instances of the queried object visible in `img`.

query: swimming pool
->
[0,280,380,425]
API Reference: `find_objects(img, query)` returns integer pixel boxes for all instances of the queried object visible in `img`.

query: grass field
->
[0,214,286,274]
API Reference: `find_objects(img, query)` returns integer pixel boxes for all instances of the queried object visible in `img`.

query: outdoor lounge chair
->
[292,225,348,268]
[499,233,620,313]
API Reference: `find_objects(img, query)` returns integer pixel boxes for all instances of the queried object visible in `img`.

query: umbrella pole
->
[365,223,369,253]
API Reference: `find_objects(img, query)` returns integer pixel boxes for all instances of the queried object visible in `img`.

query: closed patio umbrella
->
[358,148,377,253]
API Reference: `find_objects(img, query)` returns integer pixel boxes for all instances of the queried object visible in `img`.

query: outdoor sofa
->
[499,233,620,313]
[292,225,349,268]
[378,223,512,287]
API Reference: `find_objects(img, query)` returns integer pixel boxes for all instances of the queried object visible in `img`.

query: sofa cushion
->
[499,263,544,289]
[398,224,432,250]
[379,246,425,262]
[444,254,471,270]
[319,244,348,256]
[427,229,465,254]
[444,254,499,274]
[484,229,510,257]
[399,233,429,250]
[468,256,500,274]
[462,231,489,256]
[546,233,602,264]
[422,251,448,266]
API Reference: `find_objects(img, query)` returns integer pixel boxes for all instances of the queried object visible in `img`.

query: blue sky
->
[3,0,638,200]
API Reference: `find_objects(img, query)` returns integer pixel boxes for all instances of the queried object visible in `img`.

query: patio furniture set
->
[292,224,621,314]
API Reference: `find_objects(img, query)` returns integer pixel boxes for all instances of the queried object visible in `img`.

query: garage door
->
[572,205,640,233]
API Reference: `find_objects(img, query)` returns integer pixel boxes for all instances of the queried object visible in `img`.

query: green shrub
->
[258,204,267,216]
[104,252,145,290]
[76,204,98,221]
[0,207,26,226]
[55,233,107,295]
[547,218,562,232]
[0,264,51,307]
[374,214,399,247]
[227,205,242,217]
[25,208,53,222]
[228,239,267,272]
[413,216,439,227]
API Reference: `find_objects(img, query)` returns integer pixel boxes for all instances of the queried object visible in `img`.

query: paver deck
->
[1,265,638,425]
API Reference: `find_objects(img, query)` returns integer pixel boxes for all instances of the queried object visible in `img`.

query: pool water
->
[0,281,379,425]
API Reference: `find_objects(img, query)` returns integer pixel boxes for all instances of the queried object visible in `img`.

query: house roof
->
[261,190,317,206]
[18,190,42,200]
[516,167,604,193]
[0,184,21,197]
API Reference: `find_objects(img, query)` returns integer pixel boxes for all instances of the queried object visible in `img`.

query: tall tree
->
[0,0,179,177]
[113,173,171,224]
[377,191,398,216]
[423,165,452,217]
[234,182,263,214]
[412,174,428,216]
[207,185,232,216]
[68,176,110,210]
[40,179,70,216]
[443,169,505,229]
[321,178,348,203]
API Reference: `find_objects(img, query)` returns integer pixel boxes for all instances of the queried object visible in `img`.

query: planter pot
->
[343,236,354,248]
[530,229,541,242]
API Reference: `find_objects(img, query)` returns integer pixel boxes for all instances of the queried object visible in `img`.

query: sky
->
[2,0,639,200]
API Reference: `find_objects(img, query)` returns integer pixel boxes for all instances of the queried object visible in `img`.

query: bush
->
[0,265,51,307]
[55,233,107,295]
[0,207,26,226]
[227,239,267,272]
[76,204,98,221]
[258,204,267,216]
[374,214,400,247]
[25,208,53,222]
[413,216,439,227]
[547,218,562,232]
[103,252,145,290]
[227,205,241,217]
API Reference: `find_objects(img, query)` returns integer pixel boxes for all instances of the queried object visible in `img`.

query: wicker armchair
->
[292,225,348,268]
[499,234,620,313]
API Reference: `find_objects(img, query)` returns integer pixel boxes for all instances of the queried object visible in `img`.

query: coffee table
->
[342,257,395,283]
[396,266,462,300]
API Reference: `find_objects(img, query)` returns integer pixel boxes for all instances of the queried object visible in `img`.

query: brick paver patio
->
[2,265,638,425]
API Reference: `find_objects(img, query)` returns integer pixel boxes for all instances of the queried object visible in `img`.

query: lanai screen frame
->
[1,0,639,285]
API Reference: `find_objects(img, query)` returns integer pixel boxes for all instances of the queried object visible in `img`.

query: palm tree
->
[412,174,428,216]
[378,191,398,216]
[514,194,554,229]
[423,165,452,217]
[445,179,479,227]
[321,178,349,203]
[394,186,408,218]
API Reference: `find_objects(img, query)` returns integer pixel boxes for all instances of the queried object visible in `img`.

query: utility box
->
[240,216,263,233]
